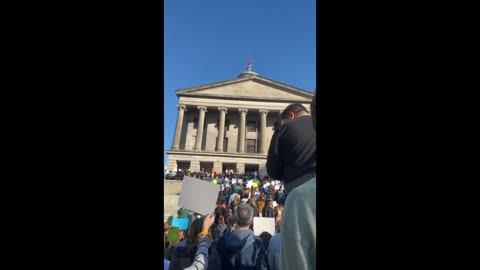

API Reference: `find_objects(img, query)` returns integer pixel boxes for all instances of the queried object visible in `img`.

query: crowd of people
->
[164,91,317,270]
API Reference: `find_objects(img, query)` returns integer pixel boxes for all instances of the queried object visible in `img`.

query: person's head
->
[259,231,272,249]
[235,203,254,228]
[281,103,309,124]
[186,217,204,242]
[311,90,316,130]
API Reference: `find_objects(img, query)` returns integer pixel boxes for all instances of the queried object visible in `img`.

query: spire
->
[237,55,258,78]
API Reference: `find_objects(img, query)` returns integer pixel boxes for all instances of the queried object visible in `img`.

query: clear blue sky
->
[164,0,316,167]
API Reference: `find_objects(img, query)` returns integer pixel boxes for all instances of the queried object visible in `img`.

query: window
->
[223,138,228,152]
[247,121,257,132]
[246,139,256,153]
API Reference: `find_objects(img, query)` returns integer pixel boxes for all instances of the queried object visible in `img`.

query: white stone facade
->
[166,72,313,175]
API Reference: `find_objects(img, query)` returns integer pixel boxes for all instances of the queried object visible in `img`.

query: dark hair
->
[237,203,253,227]
[259,232,272,249]
[281,103,309,119]
[184,217,204,253]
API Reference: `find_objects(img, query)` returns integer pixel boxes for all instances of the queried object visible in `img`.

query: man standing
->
[266,103,316,193]
[280,91,317,270]
[215,203,268,270]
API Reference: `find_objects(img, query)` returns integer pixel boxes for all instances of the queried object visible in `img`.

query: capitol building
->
[165,67,314,176]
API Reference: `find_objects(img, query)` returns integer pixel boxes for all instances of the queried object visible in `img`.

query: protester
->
[224,208,235,231]
[259,231,272,250]
[268,233,281,270]
[182,213,222,270]
[247,198,260,217]
[266,103,316,193]
[262,200,275,218]
[168,217,204,269]
[256,194,266,217]
[215,203,269,270]
[280,91,317,270]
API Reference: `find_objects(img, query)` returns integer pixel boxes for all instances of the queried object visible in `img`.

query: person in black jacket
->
[266,103,316,193]
[262,200,275,218]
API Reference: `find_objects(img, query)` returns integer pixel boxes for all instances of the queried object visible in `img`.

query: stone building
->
[165,67,314,176]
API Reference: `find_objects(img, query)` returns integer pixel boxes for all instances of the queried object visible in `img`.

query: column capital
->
[197,106,208,112]
[238,108,248,114]
[176,104,187,111]
[259,109,269,115]
[218,107,228,113]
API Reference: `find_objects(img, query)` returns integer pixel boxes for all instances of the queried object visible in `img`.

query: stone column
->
[190,160,200,172]
[259,109,268,154]
[237,108,248,153]
[216,107,228,152]
[172,104,187,150]
[236,163,245,174]
[194,106,207,151]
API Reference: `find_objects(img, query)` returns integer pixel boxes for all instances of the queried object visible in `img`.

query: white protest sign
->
[274,185,280,190]
[231,179,237,184]
[247,180,253,186]
[263,183,269,189]
[238,179,243,184]
[253,217,276,236]
[178,176,218,216]
[225,177,229,182]
[246,182,253,188]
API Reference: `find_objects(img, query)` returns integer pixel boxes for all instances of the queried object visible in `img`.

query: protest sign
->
[274,184,280,190]
[252,182,259,188]
[212,179,218,184]
[246,182,253,188]
[231,179,237,184]
[253,217,276,236]
[178,176,218,216]
[225,177,229,182]
[247,180,253,186]
[238,179,243,184]
[272,201,278,208]
[167,226,180,242]
[171,218,189,230]
[263,183,270,189]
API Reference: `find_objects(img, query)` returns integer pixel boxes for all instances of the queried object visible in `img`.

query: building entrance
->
[222,163,236,174]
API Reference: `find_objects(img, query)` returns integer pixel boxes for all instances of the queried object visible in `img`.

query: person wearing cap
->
[280,91,317,270]
[266,103,316,194]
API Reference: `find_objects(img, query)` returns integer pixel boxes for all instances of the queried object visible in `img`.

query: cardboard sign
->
[167,226,180,242]
[212,179,218,184]
[252,182,259,188]
[178,176,218,216]
[171,218,189,230]
[253,217,276,236]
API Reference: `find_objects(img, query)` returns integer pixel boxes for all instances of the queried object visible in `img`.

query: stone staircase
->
[164,180,183,222]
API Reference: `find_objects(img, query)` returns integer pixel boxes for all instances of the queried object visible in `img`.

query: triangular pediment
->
[176,76,313,102]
